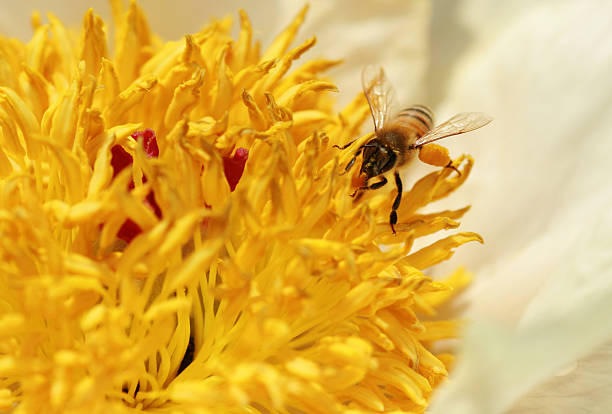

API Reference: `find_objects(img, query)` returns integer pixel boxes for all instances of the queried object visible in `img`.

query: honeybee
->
[336,66,492,234]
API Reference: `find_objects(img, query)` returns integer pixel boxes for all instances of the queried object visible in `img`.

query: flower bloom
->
[0,3,483,412]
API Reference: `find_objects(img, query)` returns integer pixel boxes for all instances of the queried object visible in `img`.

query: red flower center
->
[223,147,249,192]
[109,129,249,243]
[110,130,162,242]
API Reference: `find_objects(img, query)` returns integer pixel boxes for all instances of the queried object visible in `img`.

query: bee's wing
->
[362,65,397,132]
[414,112,492,147]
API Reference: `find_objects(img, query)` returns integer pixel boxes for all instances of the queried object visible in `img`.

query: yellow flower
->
[0,2,484,413]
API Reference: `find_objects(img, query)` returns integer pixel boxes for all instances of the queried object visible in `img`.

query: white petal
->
[429,1,612,412]
[508,341,612,414]
[430,1,612,290]
[430,188,612,414]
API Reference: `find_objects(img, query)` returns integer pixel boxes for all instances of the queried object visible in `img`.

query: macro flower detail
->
[110,129,161,242]
[222,147,249,192]
[0,2,484,413]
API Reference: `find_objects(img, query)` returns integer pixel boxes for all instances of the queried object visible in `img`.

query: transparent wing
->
[414,112,493,147]
[362,65,397,132]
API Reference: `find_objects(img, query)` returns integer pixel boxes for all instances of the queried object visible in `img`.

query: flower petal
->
[428,2,612,412]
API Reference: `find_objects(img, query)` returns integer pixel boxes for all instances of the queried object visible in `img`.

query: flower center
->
[0,4,483,413]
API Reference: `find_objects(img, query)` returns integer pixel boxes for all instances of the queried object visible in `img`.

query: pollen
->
[0,3,483,413]
[418,143,451,167]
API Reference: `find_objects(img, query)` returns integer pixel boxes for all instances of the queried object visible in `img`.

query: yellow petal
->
[79,9,109,77]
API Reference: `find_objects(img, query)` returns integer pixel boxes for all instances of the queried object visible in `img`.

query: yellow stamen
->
[0,3,484,413]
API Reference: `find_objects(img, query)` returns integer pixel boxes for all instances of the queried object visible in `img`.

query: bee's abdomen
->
[396,105,433,138]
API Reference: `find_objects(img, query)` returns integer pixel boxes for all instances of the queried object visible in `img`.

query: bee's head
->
[360,140,394,179]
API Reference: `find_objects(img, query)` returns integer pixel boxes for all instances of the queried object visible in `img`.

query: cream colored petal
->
[508,342,612,414]
[430,1,612,292]
[429,1,612,413]
[431,188,612,414]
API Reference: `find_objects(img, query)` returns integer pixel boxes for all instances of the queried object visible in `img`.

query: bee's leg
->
[353,191,365,203]
[444,161,462,176]
[341,144,371,175]
[365,177,388,190]
[390,171,403,235]
[351,176,387,197]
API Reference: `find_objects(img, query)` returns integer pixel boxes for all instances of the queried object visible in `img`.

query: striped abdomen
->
[394,105,434,139]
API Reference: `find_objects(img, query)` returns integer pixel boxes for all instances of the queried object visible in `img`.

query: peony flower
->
[4,1,611,413]
[0,1,488,412]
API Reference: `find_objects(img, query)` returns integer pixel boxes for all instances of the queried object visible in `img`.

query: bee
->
[336,66,492,234]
